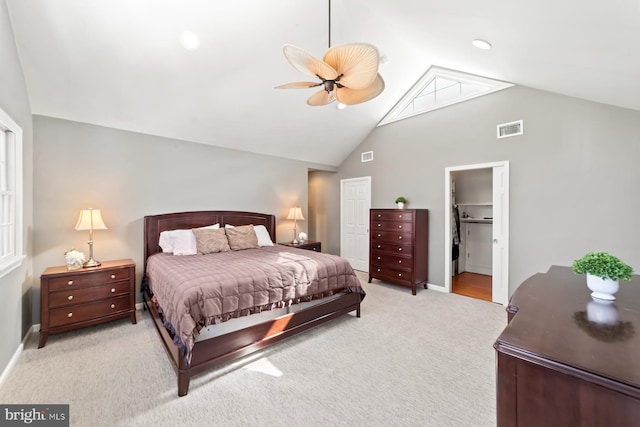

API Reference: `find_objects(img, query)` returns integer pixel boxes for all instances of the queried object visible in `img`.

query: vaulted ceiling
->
[7,0,640,166]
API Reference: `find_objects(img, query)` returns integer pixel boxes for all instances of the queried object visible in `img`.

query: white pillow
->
[159,223,219,254]
[254,225,274,246]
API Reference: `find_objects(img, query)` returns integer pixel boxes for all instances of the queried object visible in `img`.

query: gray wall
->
[0,0,34,378]
[324,85,640,296]
[32,115,330,323]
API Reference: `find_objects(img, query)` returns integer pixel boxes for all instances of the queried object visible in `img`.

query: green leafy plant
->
[394,196,407,204]
[572,252,633,281]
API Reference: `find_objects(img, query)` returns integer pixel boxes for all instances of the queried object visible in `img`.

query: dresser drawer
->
[371,211,413,222]
[371,241,412,254]
[371,221,413,233]
[48,281,130,308]
[48,268,132,291]
[370,266,412,286]
[48,295,130,328]
[371,230,413,243]
[371,253,412,271]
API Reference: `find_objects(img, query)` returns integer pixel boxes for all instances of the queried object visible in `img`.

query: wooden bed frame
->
[142,210,362,396]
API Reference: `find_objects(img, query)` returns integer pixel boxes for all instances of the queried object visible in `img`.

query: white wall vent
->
[497,120,523,139]
[361,151,374,162]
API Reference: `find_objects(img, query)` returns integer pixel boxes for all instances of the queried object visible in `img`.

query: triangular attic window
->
[378,66,514,126]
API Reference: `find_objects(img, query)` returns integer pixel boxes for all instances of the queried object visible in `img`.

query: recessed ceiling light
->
[180,31,200,51]
[472,39,492,50]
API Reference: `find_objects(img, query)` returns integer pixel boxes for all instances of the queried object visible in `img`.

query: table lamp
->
[287,207,304,244]
[75,208,107,267]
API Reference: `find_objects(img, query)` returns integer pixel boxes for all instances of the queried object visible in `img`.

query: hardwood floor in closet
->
[452,272,492,302]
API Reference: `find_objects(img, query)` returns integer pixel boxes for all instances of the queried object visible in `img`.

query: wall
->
[0,0,34,379]
[32,115,330,323]
[327,85,640,296]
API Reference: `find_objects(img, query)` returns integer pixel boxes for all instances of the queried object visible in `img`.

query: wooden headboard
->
[143,210,276,269]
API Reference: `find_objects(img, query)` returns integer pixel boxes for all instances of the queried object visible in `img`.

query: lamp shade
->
[75,209,108,231]
[287,207,304,221]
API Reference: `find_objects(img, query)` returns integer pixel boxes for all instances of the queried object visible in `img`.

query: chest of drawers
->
[368,209,429,295]
[39,259,136,348]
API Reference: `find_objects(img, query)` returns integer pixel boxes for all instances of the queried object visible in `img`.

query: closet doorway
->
[444,161,509,305]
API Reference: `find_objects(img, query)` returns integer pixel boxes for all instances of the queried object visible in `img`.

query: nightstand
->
[39,259,136,348]
[280,240,322,252]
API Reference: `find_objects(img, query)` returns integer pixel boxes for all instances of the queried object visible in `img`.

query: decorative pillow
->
[158,223,219,254]
[225,225,260,251]
[192,228,230,254]
[254,225,274,246]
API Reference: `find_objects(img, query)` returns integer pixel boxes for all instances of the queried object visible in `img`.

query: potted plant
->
[572,252,633,301]
[394,196,407,209]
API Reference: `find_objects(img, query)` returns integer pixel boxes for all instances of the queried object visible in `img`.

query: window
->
[0,106,24,278]
[378,66,514,126]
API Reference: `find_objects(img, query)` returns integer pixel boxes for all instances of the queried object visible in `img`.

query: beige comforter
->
[146,245,364,359]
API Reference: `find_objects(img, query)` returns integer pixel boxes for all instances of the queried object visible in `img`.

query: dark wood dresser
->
[494,266,640,426]
[39,259,136,348]
[368,209,429,295]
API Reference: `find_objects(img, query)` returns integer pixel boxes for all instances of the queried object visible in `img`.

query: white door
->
[492,165,509,304]
[341,177,371,271]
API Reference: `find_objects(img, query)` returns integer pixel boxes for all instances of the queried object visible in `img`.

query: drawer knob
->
[398,273,402,277]
[67,295,73,301]
[377,268,381,272]
[398,236,403,240]
[67,312,73,318]
[399,215,403,218]
[399,248,403,251]
[110,304,116,309]
[377,245,381,248]
[377,223,381,227]
[111,274,116,279]
[377,234,381,237]
[377,214,381,218]
[398,260,402,264]
[377,256,381,260]
[67,280,73,286]
[111,288,116,293]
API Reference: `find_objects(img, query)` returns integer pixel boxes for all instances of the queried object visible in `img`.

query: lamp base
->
[83,258,101,268]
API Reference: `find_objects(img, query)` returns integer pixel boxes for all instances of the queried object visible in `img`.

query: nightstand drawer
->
[371,241,412,254]
[49,295,130,328]
[48,281,130,308]
[48,268,132,291]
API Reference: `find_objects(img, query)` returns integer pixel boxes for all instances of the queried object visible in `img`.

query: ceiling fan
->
[275,1,384,107]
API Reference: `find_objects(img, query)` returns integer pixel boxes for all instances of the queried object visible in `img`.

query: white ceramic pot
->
[397,202,405,209]
[586,273,619,301]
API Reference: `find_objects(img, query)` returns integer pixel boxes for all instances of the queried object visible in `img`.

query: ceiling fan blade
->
[335,73,385,105]
[275,82,322,89]
[307,89,336,106]
[282,44,338,80]
[323,43,380,90]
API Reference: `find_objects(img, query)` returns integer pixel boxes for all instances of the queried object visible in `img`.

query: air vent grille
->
[361,151,373,162]
[497,120,523,139]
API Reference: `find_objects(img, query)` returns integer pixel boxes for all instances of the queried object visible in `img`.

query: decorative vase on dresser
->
[368,209,429,295]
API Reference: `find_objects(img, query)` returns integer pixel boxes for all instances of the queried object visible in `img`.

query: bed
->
[142,210,364,396]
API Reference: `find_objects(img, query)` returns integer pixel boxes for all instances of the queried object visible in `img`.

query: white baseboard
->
[135,302,144,311]
[427,282,447,293]
[0,325,34,389]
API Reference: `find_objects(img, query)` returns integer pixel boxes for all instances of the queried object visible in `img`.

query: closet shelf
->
[460,218,493,224]
[456,202,493,206]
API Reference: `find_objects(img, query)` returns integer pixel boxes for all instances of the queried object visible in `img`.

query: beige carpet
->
[0,272,507,426]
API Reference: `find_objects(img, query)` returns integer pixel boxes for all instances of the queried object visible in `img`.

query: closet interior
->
[451,168,493,301]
